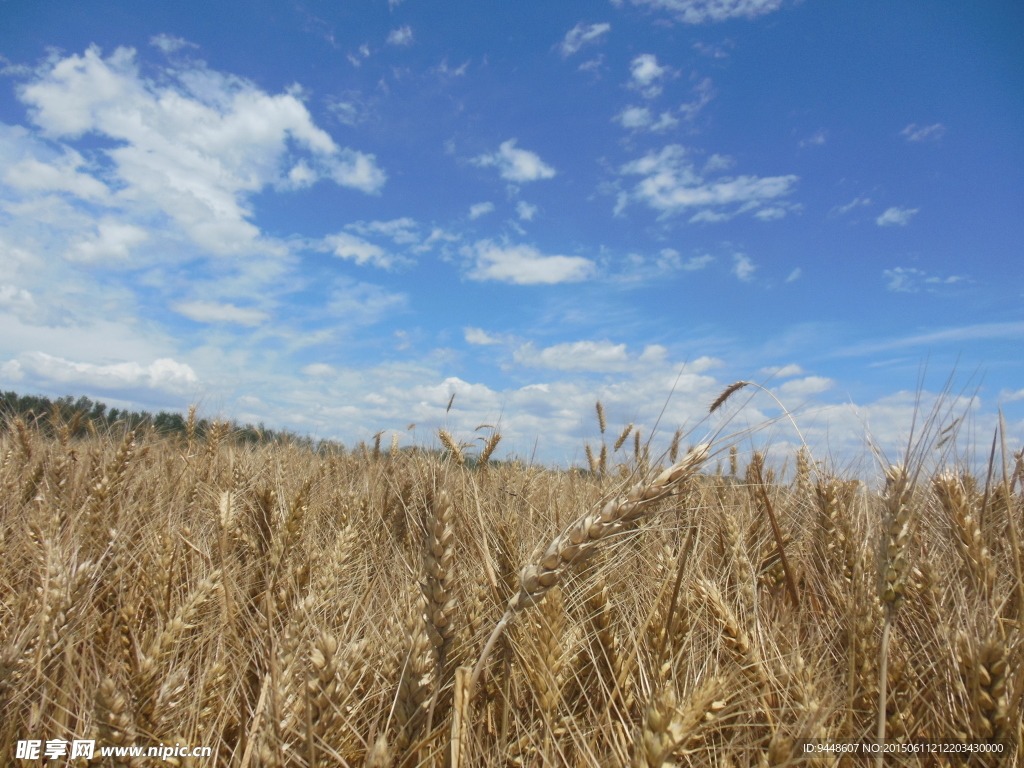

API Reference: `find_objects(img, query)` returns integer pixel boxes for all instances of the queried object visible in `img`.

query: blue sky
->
[0,0,1021,465]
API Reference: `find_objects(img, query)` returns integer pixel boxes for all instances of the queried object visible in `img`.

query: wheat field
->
[0,402,1021,767]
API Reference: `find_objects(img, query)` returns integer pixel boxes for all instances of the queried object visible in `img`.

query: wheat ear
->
[469,444,710,698]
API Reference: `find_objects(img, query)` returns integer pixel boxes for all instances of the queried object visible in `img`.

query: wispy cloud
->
[516,201,538,221]
[876,206,919,226]
[173,301,269,326]
[834,322,1024,357]
[321,232,404,268]
[618,144,798,221]
[732,253,755,281]
[624,0,786,25]
[386,25,414,46]
[473,139,556,182]
[799,129,827,147]
[883,267,966,293]
[468,202,495,219]
[149,34,198,54]
[830,196,872,216]
[513,340,676,373]
[463,240,595,284]
[902,123,945,142]
[559,22,611,57]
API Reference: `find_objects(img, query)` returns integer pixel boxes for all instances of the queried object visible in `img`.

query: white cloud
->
[0,359,24,381]
[16,45,385,256]
[702,154,734,173]
[516,201,538,221]
[624,0,785,24]
[149,34,197,54]
[17,351,197,393]
[3,149,111,202]
[876,206,919,226]
[883,267,966,293]
[302,363,335,377]
[754,206,787,221]
[732,253,755,281]
[560,22,611,57]
[0,285,40,324]
[67,219,148,262]
[615,105,679,132]
[464,240,595,285]
[786,267,802,282]
[799,129,827,147]
[387,26,414,46]
[777,375,835,397]
[464,327,501,345]
[327,279,407,324]
[759,364,805,378]
[469,201,495,219]
[347,44,371,67]
[693,40,734,58]
[619,144,797,220]
[629,54,673,98]
[473,139,556,182]
[322,231,401,268]
[683,254,714,270]
[347,218,420,245]
[615,106,652,129]
[902,123,945,142]
[831,196,871,216]
[999,388,1024,403]
[678,78,714,120]
[173,300,269,326]
[578,56,604,73]
[514,340,632,372]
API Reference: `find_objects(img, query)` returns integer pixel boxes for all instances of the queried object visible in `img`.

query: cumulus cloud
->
[876,206,919,226]
[732,254,755,281]
[464,327,501,345]
[759,363,805,378]
[2,148,111,202]
[902,123,945,142]
[66,219,148,263]
[560,22,611,57]
[516,201,538,221]
[623,0,786,24]
[777,375,835,397]
[629,54,674,98]
[387,25,414,45]
[16,45,385,255]
[173,300,269,326]
[464,240,595,284]
[322,232,403,268]
[473,139,556,182]
[469,202,495,219]
[614,105,679,132]
[17,351,197,393]
[618,144,797,220]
